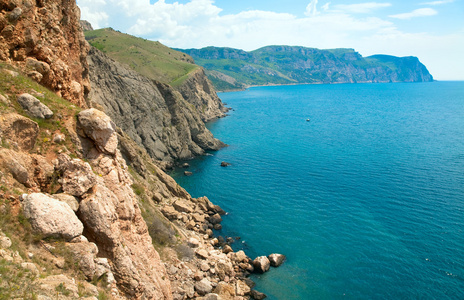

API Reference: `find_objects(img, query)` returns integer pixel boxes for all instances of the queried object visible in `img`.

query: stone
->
[78,109,118,155]
[252,256,270,274]
[196,248,209,259]
[222,245,233,254]
[52,132,65,143]
[230,250,248,263]
[204,294,222,300]
[195,278,213,295]
[60,158,96,197]
[94,257,114,285]
[8,7,22,21]
[20,262,40,276]
[161,205,178,220]
[184,171,193,176]
[26,58,51,75]
[0,113,39,151]
[5,157,29,186]
[250,290,267,300]
[268,253,286,267]
[213,224,222,230]
[200,262,210,272]
[181,163,190,168]
[0,94,9,105]
[209,213,222,225]
[220,161,231,167]
[193,270,203,281]
[188,237,200,248]
[173,200,194,213]
[51,193,79,212]
[66,241,98,279]
[23,193,83,240]
[236,280,251,296]
[16,93,53,119]
[0,236,12,249]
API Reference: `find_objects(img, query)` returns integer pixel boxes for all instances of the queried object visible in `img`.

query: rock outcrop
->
[0,0,90,107]
[176,68,229,122]
[87,47,225,162]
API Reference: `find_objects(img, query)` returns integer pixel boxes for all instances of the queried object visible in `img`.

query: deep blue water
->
[171,82,464,299]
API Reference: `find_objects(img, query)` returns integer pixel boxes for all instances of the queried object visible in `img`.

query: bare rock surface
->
[252,256,270,274]
[268,253,286,267]
[0,0,90,107]
[87,47,225,162]
[78,108,118,154]
[16,93,53,119]
[0,113,39,151]
[57,157,96,197]
[22,193,83,240]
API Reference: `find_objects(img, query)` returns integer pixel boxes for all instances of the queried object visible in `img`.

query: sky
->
[77,0,464,80]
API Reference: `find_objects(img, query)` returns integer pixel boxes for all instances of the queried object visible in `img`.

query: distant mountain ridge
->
[177,46,434,91]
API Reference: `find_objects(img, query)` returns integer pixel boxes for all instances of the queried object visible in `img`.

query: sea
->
[170,81,464,299]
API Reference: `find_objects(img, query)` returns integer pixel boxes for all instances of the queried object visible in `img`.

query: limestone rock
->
[0,0,90,107]
[20,262,40,276]
[87,47,225,162]
[236,280,251,296]
[0,113,39,151]
[195,278,213,295]
[51,193,79,212]
[78,109,118,155]
[250,290,267,300]
[16,93,53,119]
[0,236,12,249]
[66,241,98,279]
[252,256,270,274]
[173,199,194,213]
[23,193,83,240]
[268,253,286,267]
[209,213,222,225]
[60,158,96,197]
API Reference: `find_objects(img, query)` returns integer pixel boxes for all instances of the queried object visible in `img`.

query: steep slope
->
[87,47,225,162]
[85,28,228,122]
[179,46,434,90]
[0,0,90,107]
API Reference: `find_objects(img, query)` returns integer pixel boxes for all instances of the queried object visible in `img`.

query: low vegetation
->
[85,28,199,86]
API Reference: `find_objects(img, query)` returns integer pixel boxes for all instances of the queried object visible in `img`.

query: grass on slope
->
[85,28,199,85]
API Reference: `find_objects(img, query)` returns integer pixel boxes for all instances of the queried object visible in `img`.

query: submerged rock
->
[220,161,231,167]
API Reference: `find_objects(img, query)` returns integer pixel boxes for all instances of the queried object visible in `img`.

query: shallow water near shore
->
[171,81,464,299]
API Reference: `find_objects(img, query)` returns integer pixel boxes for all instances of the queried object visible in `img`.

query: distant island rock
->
[177,46,434,91]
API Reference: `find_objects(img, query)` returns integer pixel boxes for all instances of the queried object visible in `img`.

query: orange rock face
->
[0,0,90,108]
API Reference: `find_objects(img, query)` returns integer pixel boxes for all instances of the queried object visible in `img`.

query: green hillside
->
[85,28,199,86]
[178,46,433,90]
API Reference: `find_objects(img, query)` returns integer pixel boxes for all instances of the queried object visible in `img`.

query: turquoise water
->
[171,82,464,299]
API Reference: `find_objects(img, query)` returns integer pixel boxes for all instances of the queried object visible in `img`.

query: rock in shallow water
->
[252,256,270,273]
[268,253,286,267]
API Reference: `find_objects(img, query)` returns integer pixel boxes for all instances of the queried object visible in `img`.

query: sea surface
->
[170,81,464,299]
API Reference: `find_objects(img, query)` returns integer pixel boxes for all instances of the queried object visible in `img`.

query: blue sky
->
[77,0,464,80]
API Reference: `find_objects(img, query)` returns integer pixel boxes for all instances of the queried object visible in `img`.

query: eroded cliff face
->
[0,0,90,107]
[177,68,229,122]
[87,47,225,162]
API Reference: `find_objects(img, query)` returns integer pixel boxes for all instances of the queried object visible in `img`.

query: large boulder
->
[66,241,98,280]
[252,256,270,274]
[77,108,118,155]
[195,278,213,296]
[16,93,53,119]
[23,193,83,240]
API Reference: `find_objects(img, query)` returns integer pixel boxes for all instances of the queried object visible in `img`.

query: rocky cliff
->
[84,27,229,123]
[176,68,229,122]
[179,46,434,89]
[87,47,225,162]
[0,0,90,107]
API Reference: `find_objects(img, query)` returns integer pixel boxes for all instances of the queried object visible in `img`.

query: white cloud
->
[305,0,319,17]
[333,2,392,14]
[76,0,464,80]
[421,0,454,5]
[389,8,438,19]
